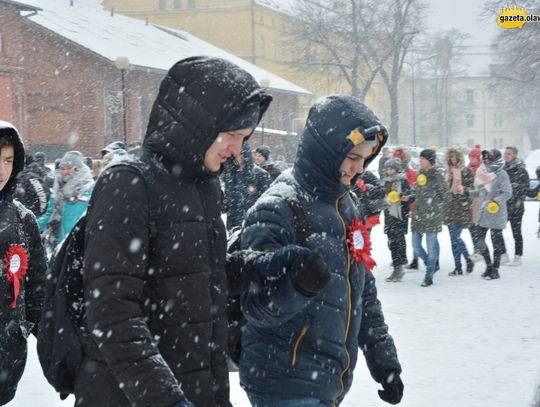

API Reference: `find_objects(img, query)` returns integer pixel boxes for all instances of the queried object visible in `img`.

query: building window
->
[259,34,265,58]
[271,40,276,60]
[188,0,196,8]
[466,114,475,127]
[0,33,3,53]
[174,0,181,8]
[159,0,166,9]
[466,88,474,104]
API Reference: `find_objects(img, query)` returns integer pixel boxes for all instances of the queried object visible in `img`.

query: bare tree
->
[285,0,427,142]
[484,0,540,149]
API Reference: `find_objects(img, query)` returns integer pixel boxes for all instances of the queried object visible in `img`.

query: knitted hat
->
[34,151,46,165]
[59,150,85,169]
[420,148,436,166]
[383,158,403,171]
[101,141,127,157]
[468,144,482,161]
[254,145,271,160]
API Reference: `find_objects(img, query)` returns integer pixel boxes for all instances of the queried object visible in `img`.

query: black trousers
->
[508,210,524,256]
[476,226,505,269]
[387,229,407,267]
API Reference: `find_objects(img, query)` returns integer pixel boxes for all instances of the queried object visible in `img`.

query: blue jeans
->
[448,226,470,269]
[412,231,439,279]
[247,394,329,407]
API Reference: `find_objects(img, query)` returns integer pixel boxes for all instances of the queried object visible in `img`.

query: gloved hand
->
[378,371,404,404]
[256,244,313,279]
[173,399,196,407]
[287,247,331,297]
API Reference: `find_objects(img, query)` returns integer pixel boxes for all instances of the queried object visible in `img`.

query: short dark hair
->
[505,146,518,155]
[0,134,14,150]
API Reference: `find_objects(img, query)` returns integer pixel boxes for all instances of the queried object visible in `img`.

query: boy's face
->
[339,144,373,186]
[419,156,432,170]
[385,167,396,176]
[0,145,15,191]
[204,128,253,172]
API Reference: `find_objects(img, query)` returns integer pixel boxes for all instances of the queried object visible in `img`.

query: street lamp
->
[114,56,130,144]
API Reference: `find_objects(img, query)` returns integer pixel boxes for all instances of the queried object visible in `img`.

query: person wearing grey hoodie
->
[472,149,512,280]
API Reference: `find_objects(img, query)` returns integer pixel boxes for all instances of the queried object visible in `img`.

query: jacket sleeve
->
[358,272,401,382]
[239,196,312,328]
[84,168,185,407]
[511,167,530,202]
[493,171,513,205]
[23,212,47,333]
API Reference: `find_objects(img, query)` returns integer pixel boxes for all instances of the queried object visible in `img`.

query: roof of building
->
[9,0,311,95]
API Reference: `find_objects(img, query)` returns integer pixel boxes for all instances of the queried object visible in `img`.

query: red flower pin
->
[348,219,376,272]
[3,244,29,308]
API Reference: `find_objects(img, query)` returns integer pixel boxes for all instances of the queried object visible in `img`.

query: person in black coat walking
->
[78,57,272,407]
[501,146,529,266]
[0,121,47,405]
[253,144,287,181]
[382,158,412,282]
[222,141,271,231]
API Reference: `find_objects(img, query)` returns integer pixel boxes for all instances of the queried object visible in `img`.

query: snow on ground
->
[8,202,540,407]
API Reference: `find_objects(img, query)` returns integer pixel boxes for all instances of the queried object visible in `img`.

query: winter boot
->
[466,258,474,273]
[485,268,500,280]
[508,255,522,267]
[421,277,433,287]
[385,266,405,282]
[406,258,418,270]
[500,253,510,266]
[448,268,463,276]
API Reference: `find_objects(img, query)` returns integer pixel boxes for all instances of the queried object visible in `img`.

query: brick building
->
[0,0,309,159]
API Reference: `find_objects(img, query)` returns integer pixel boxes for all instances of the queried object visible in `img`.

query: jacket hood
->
[292,95,387,202]
[504,157,526,171]
[143,56,272,179]
[0,120,25,196]
[445,147,465,168]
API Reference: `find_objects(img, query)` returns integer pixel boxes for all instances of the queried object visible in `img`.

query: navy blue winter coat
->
[239,96,401,406]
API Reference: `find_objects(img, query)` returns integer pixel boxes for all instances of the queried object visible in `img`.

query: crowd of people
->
[0,55,539,407]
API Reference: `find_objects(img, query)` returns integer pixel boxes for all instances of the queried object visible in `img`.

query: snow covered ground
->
[8,201,540,406]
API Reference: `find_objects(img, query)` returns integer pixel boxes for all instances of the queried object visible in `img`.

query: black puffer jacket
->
[0,122,47,405]
[79,57,271,407]
[504,158,529,217]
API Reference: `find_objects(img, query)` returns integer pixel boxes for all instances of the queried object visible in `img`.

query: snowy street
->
[9,201,540,407]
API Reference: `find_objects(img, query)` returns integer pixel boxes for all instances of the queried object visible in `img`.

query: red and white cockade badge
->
[348,219,376,272]
[3,244,29,308]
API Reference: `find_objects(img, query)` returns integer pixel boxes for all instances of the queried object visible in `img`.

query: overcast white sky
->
[425,0,500,46]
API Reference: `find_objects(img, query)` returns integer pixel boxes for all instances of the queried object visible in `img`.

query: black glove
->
[288,247,331,297]
[378,371,404,404]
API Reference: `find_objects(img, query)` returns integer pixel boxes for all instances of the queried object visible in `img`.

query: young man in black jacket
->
[78,57,272,407]
[0,121,47,405]
[502,146,530,266]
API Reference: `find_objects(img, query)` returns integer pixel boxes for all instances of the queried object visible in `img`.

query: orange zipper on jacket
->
[291,324,309,366]
[334,191,353,407]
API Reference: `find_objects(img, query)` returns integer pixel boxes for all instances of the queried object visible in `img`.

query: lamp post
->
[114,56,130,144]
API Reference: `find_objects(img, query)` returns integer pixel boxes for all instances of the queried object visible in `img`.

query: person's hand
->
[257,245,312,279]
[456,185,464,194]
[378,371,404,404]
[288,247,331,297]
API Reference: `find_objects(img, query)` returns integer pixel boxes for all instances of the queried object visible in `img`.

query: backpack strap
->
[289,199,306,247]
